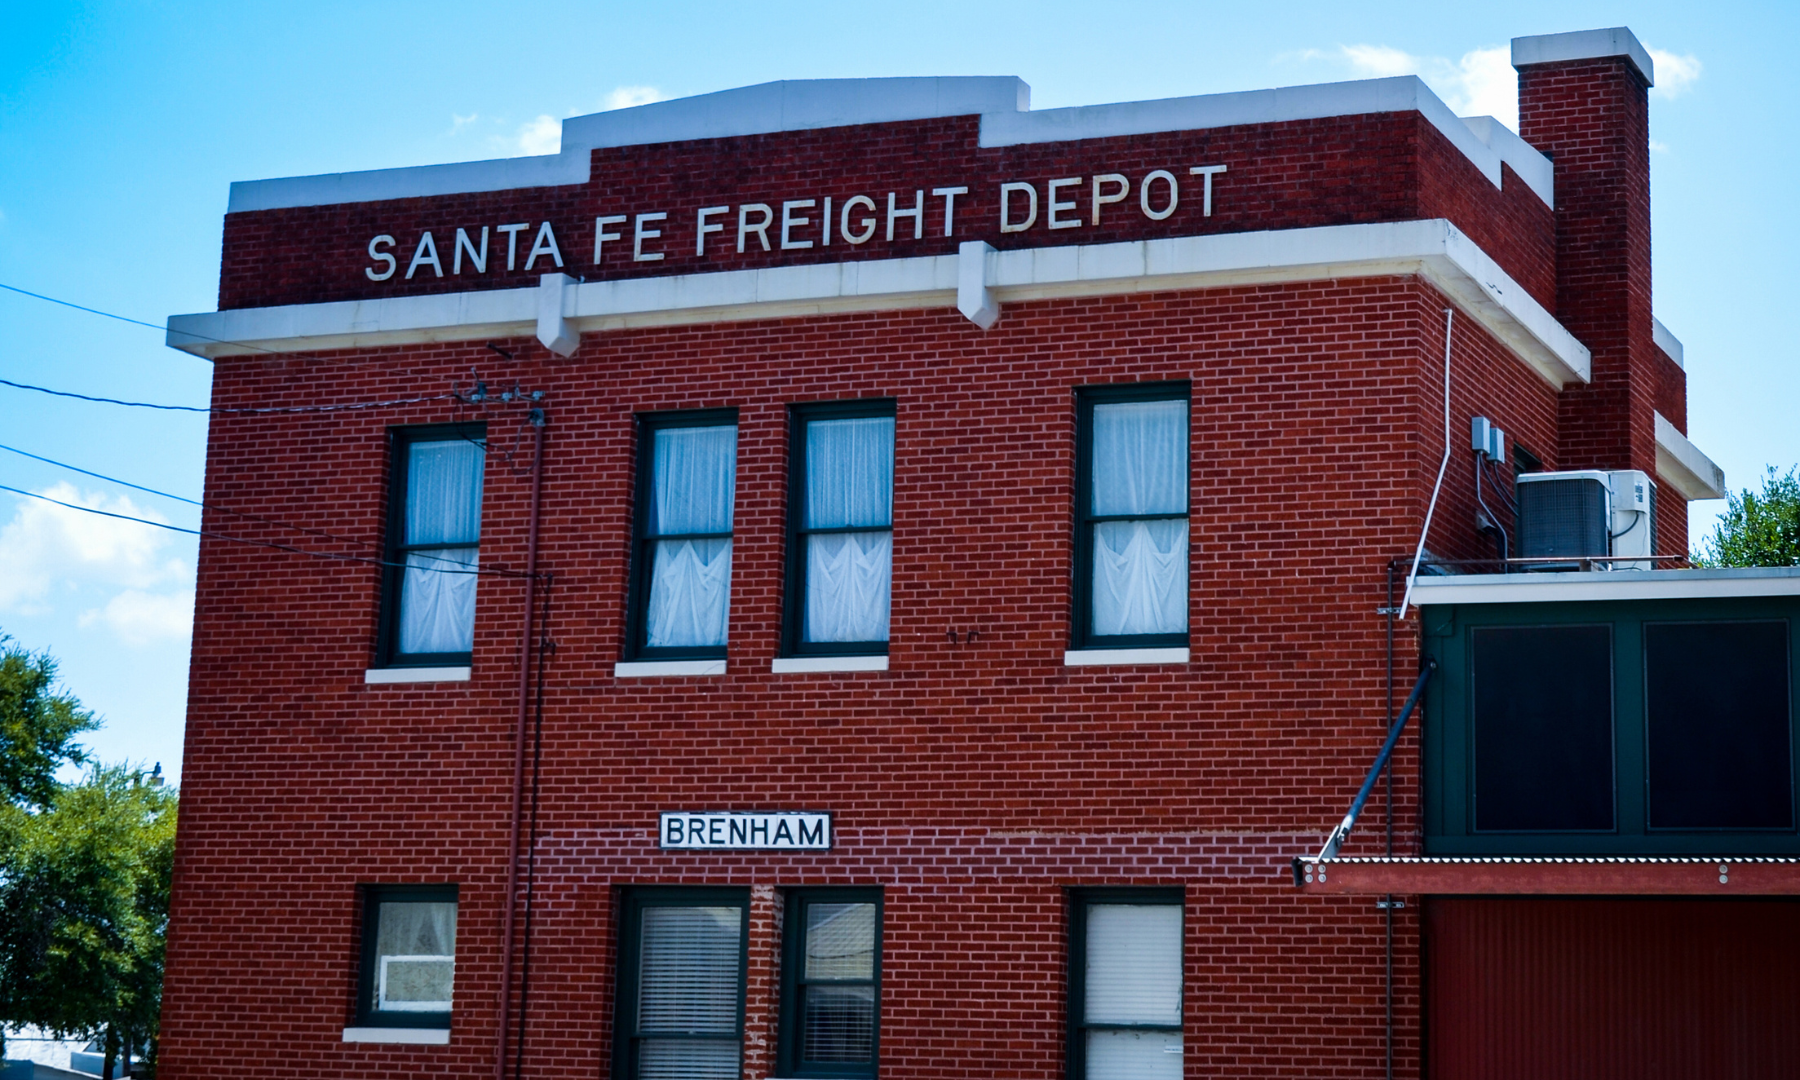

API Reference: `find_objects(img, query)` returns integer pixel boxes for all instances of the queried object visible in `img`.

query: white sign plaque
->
[659,811,832,850]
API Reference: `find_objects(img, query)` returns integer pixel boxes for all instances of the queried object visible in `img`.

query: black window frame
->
[1067,887,1185,1080]
[783,399,898,658]
[615,886,751,1080]
[355,883,459,1030]
[1072,383,1192,651]
[777,887,883,1079]
[377,422,488,668]
[625,408,741,661]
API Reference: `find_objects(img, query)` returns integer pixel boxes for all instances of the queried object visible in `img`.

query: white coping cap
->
[1414,567,1800,605]
[1652,317,1683,368]
[1511,27,1654,86]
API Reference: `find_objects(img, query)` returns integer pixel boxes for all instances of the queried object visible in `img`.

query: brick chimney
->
[1513,28,1658,481]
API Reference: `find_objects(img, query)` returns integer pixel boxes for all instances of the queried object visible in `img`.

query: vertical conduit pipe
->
[1400,309,1455,615]
[496,420,546,1080]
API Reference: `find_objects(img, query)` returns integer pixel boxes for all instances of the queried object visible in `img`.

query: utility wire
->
[0,375,460,414]
[0,481,531,578]
[4,279,361,362]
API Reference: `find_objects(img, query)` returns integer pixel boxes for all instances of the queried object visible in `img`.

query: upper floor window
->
[1073,386,1190,650]
[380,425,485,667]
[778,889,882,1079]
[1069,888,1184,1080]
[785,402,895,656]
[357,884,458,1030]
[628,411,738,659]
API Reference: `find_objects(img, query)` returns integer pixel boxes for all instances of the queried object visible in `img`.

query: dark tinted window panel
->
[1473,625,1614,831]
[1646,621,1793,830]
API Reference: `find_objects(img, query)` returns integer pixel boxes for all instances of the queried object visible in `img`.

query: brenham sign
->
[660,811,833,850]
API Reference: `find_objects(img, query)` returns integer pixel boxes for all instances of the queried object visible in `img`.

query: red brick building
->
[162,25,1800,1080]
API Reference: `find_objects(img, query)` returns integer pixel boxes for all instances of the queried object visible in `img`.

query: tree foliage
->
[0,635,177,1075]
[1692,466,1800,568]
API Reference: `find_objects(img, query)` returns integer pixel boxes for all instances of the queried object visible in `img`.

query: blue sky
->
[1,1,1793,783]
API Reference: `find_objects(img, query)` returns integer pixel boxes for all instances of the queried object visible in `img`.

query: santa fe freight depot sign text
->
[660,811,832,850]
[363,166,1228,282]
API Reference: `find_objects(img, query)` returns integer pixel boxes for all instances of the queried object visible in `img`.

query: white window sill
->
[341,1027,450,1044]
[1063,647,1190,666]
[614,659,727,678]
[770,655,889,674]
[364,666,472,684]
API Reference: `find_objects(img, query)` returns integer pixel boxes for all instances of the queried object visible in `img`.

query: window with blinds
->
[778,889,882,1078]
[628,411,739,660]
[1069,889,1183,1080]
[617,889,749,1080]
[356,884,458,1029]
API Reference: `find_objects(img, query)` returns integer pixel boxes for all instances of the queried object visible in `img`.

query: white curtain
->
[804,417,893,643]
[1085,903,1183,1080]
[646,426,736,648]
[374,900,457,1011]
[638,905,742,1080]
[399,440,484,654]
[1091,400,1188,636]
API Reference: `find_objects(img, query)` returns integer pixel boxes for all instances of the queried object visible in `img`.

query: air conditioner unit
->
[1516,469,1655,570]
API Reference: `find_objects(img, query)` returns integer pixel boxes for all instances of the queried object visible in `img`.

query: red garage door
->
[1426,898,1800,1079]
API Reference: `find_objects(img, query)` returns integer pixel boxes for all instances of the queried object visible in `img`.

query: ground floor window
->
[357,884,458,1029]
[1069,888,1184,1080]
[778,888,882,1078]
[616,888,750,1080]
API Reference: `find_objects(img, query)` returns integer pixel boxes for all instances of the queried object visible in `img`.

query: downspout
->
[496,415,546,1080]
[1399,309,1455,615]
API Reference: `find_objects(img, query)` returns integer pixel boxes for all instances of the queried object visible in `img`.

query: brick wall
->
[160,276,1566,1079]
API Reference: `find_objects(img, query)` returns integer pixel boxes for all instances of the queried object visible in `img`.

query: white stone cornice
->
[168,218,1589,388]
[1654,410,1726,500]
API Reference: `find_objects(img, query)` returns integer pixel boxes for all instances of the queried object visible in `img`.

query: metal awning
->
[1293,856,1800,895]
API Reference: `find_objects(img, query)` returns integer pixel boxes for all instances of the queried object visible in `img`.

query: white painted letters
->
[738,203,774,252]
[1140,169,1178,221]
[933,186,968,236]
[780,200,815,250]
[497,222,530,271]
[525,221,563,270]
[840,195,876,245]
[592,215,626,263]
[454,227,488,274]
[633,212,666,262]
[1091,174,1129,225]
[696,205,728,256]
[999,182,1038,233]
[886,190,924,241]
[365,235,397,281]
[1047,177,1081,229]
[405,231,442,279]
[1189,164,1227,216]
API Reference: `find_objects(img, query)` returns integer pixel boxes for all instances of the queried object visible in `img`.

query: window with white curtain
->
[382,425,486,666]
[617,889,749,1080]
[1074,387,1189,649]
[786,403,895,655]
[1069,890,1184,1080]
[630,412,738,658]
[778,889,882,1079]
[357,884,458,1029]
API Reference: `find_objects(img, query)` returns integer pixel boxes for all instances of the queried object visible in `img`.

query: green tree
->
[0,636,177,1077]
[1692,466,1800,568]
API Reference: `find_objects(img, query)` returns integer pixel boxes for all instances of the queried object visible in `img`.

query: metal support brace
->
[1313,660,1437,863]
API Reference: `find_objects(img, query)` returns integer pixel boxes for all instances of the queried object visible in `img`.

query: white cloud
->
[1335,43,1519,131]
[516,114,561,156]
[0,483,187,612]
[1650,139,1671,154]
[604,85,667,111]
[1645,46,1702,98]
[80,589,195,645]
[451,112,479,131]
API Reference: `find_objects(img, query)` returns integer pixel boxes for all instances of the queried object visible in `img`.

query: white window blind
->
[637,905,743,1080]
[1084,903,1182,1080]
[644,425,737,649]
[800,901,877,1064]
[372,900,456,1012]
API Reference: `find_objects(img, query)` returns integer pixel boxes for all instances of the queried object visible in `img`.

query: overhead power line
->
[0,376,462,414]
[0,481,530,579]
